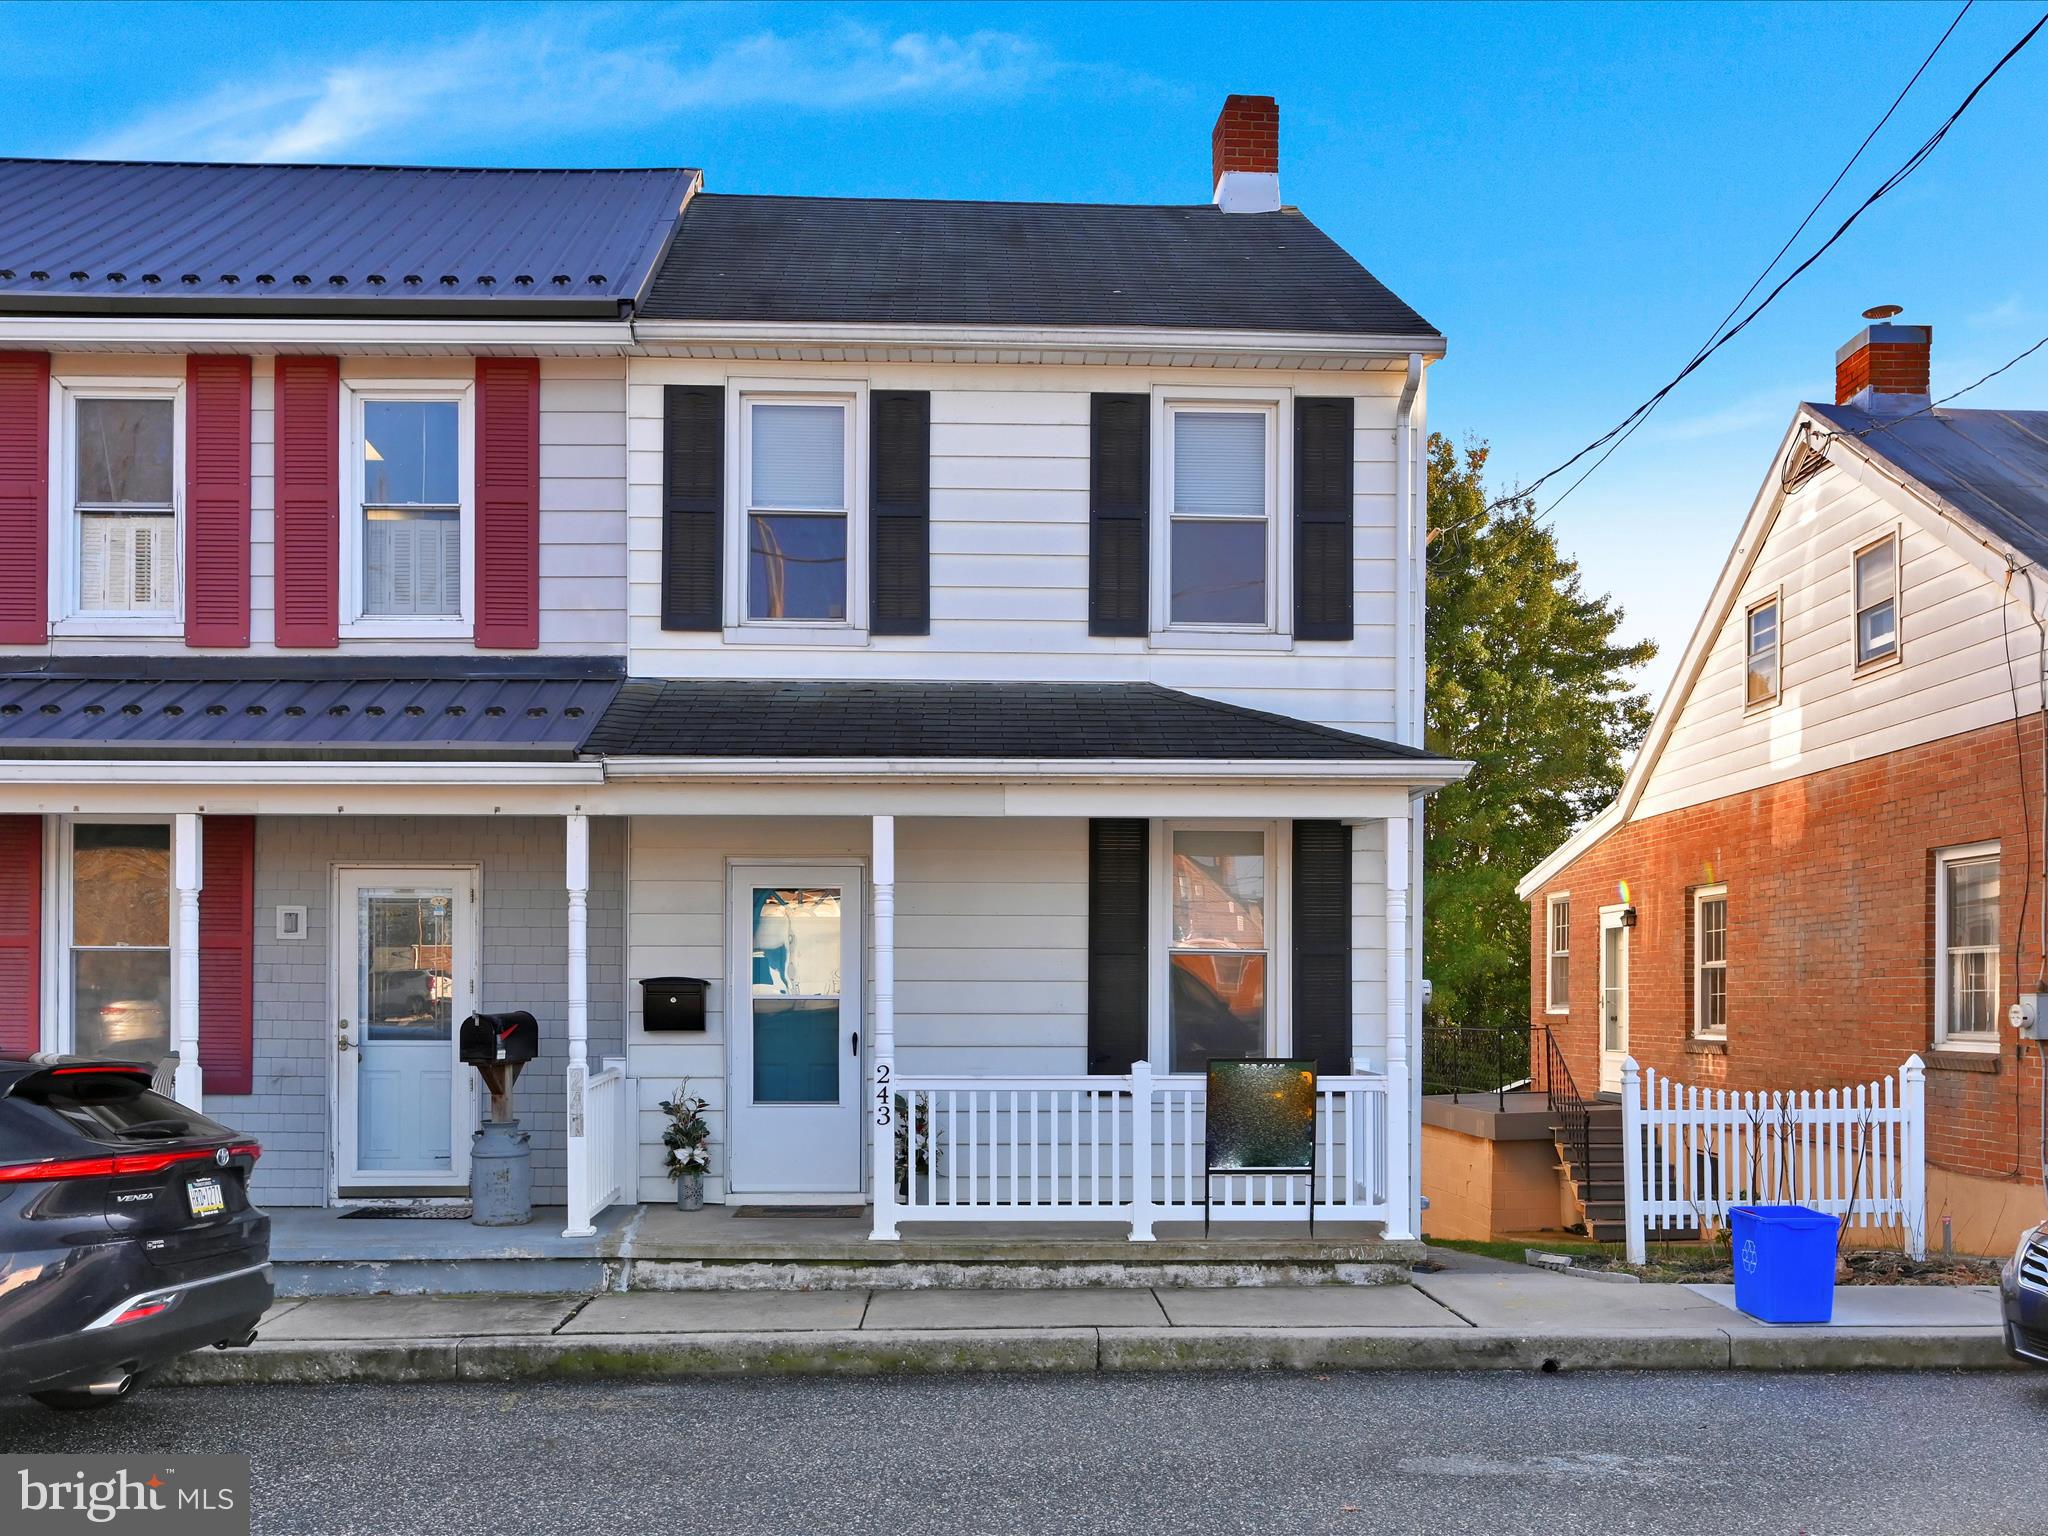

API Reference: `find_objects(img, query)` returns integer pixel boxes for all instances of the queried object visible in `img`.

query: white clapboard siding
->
[1635,456,2040,820]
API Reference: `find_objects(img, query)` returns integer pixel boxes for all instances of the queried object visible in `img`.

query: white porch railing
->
[1620,1056,1927,1264]
[565,1055,632,1239]
[890,1059,1391,1240]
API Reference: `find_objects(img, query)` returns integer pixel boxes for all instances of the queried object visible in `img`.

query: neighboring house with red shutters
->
[0,98,1469,1248]
[1518,317,2048,1256]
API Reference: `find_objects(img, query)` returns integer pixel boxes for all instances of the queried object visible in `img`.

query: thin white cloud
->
[77,18,1063,163]
[1645,383,1804,444]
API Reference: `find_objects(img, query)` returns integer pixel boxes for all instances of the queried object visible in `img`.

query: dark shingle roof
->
[639,194,1439,338]
[0,159,694,316]
[1808,403,2048,568]
[0,658,621,760]
[585,680,1444,762]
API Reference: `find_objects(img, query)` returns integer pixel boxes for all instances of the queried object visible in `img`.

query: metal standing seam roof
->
[1807,403,2048,570]
[0,159,696,316]
[638,193,1442,339]
[583,679,1449,762]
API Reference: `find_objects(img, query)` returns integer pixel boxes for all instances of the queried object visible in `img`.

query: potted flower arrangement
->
[658,1082,711,1211]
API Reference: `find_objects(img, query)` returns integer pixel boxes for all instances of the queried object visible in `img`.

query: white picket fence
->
[564,1055,633,1238]
[887,1060,1391,1239]
[1619,1056,1926,1264]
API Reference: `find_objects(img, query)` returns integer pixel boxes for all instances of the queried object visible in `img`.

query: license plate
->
[186,1176,225,1218]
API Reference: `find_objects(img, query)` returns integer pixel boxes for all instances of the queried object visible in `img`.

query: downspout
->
[1393,353,1423,746]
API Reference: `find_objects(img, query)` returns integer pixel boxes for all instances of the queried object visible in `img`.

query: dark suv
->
[0,1058,270,1409]
[2003,1220,2048,1365]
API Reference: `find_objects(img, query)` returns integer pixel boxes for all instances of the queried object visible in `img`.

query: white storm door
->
[336,869,477,1190]
[727,866,865,1197]
[1598,909,1630,1095]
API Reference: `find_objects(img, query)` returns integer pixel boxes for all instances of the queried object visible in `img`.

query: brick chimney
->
[1212,94,1279,214]
[1836,315,1932,411]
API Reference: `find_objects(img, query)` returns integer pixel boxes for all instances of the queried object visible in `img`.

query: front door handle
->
[850,1031,859,1057]
[337,1018,351,1055]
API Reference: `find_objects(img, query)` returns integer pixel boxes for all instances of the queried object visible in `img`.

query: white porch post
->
[870,814,900,1241]
[563,811,594,1239]
[171,812,204,1108]
[1381,811,1416,1240]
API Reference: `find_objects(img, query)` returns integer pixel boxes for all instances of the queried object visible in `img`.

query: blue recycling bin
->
[1729,1204,1840,1323]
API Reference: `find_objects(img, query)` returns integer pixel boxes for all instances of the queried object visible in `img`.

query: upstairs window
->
[361,399,462,619]
[1745,595,1780,706]
[745,399,851,623]
[1167,407,1273,627]
[1545,894,1571,1013]
[1854,534,1899,667]
[1693,887,1727,1038]
[72,394,178,617]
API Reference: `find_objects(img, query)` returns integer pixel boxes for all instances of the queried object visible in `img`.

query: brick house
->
[1518,318,2048,1256]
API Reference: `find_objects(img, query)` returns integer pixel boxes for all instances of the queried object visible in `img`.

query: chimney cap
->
[1862,303,1905,321]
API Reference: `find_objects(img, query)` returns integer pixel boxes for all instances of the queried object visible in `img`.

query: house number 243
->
[873,1062,891,1126]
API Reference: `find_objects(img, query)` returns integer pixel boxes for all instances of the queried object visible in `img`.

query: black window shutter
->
[870,389,931,635]
[1294,396,1354,641]
[1089,393,1149,637]
[1087,818,1149,1074]
[660,385,724,631]
[1291,820,1353,1076]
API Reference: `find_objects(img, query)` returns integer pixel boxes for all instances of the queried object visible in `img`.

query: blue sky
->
[4,0,2045,703]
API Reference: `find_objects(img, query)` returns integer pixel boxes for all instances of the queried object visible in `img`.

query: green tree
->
[1424,434,1655,1027]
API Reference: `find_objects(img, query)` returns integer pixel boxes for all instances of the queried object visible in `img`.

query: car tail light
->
[0,1146,238,1183]
[110,1297,178,1326]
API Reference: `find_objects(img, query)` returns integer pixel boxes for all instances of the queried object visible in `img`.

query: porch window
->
[1693,886,1727,1038]
[1854,534,1899,668]
[1167,407,1272,627]
[1935,843,1999,1047]
[360,398,463,618]
[1545,894,1570,1013]
[72,393,179,617]
[69,823,172,1064]
[1745,595,1779,706]
[745,399,851,623]
[1168,828,1268,1074]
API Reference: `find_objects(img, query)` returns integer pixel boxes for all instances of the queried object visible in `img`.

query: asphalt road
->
[4,1370,2044,1535]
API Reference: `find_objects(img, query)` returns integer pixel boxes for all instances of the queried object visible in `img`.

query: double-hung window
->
[1745,595,1780,706]
[1166,827,1270,1074]
[1854,533,1899,668]
[1935,843,2000,1047]
[1545,894,1571,1013]
[68,822,173,1065]
[1693,886,1727,1038]
[70,391,179,620]
[744,398,853,624]
[1164,404,1277,629]
[359,398,464,621]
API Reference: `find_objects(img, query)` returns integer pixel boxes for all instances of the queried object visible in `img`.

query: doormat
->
[338,1204,474,1220]
[731,1205,866,1219]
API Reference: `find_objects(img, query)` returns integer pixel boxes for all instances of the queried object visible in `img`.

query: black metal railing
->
[1420,1021,1532,1112]
[1540,1024,1591,1182]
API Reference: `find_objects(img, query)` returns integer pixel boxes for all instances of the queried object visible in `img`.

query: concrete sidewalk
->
[160,1268,2018,1383]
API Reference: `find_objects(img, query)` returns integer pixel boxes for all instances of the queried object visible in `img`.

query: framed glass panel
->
[70,824,172,1063]
[76,398,175,507]
[1546,895,1570,1011]
[1172,412,1265,515]
[1170,521,1267,625]
[751,888,845,1103]
[1942,853,1999,1039]
[1746,599,1779,705]
[362,399,461,618]
[748,513,848,621]
[1855,537,1898,665]
[1695,892,1727,1037]
[1168,407,1269,627]
[1169,829,1268,1074]
[750,404,846,510]
[359,890,455,1043]
[745,401,850,623]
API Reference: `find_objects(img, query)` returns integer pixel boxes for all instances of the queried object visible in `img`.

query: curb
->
[156,1326,2022,1384]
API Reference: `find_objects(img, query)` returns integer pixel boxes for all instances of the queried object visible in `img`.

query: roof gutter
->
[596,755,1473,788]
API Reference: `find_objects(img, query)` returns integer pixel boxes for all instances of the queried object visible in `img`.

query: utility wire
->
[1496,6,2044,520]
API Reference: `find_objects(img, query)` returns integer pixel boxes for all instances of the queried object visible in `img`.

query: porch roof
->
[585,679,1449,765]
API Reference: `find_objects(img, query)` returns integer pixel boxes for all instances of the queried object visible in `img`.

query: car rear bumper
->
[1,1261,273,1395]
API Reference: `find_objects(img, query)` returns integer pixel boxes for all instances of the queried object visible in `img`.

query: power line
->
[1499,6,2044,521]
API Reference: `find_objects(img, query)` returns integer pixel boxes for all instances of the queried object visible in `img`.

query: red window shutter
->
[474,357,539,649]
[198,815,255,1096]
[184,355,252,647]
[0,353,50,645]
[273,356,340,647]
[0,816,42,1057]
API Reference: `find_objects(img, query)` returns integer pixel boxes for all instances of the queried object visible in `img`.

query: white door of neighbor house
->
[336,869,478,1193]
[727,865,865,1197]
[1598,908,1630,1095]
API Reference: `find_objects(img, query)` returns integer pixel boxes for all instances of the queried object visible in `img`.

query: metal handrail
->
[1541,1025,1592,1189]
[1420,1022,1531,1112]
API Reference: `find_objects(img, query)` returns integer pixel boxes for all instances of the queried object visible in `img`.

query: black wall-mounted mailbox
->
[640,976,708,1032]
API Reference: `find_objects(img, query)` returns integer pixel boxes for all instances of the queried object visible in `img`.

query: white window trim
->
[1148,819,1290,1077]
[1692,885,1728,1040]
[44,814,181,1058]
[339,378,476,640]
[47,375,185,638]
[1149,385,1293,642]
[725,378,869,639]
[1933,841,2000,1051]
[1544,892,1571,1015]
[1852,529,1902,673]
[1743,589,1782,711]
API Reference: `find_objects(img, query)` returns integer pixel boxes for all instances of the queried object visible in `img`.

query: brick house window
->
[1745,595,1780,706]
[1545,894,1570,1013]
[1693,886,1727,1038]
[1935,843,2000,1047]
[1854,533,1899,668]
